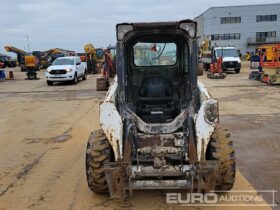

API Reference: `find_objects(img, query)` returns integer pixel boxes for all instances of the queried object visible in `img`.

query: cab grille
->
[50,70,67,74]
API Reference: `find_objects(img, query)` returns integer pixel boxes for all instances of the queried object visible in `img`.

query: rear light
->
[116,24,134,41]
[204,99,219,123]
[178,22,196,38]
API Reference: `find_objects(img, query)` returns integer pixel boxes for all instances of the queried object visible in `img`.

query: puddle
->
[51,134,72,142]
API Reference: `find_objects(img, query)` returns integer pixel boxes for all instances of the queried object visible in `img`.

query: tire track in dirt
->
[0,99,100,210]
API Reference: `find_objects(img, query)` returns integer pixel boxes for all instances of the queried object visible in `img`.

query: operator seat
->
[139,76,173,104]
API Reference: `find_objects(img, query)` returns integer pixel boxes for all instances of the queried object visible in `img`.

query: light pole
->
[26,35,30,52]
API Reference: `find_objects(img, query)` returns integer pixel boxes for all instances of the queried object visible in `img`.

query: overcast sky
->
[1,0,280,55]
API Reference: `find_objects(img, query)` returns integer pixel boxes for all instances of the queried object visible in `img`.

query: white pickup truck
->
[45,56,87,85]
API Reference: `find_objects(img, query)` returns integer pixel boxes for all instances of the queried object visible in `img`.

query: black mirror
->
[76,62,81,65]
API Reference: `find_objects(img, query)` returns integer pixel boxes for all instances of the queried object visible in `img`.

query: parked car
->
[45,56,87,85]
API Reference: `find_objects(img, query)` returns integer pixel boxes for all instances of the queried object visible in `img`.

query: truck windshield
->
[133,42,177,66]
[52,58,74,65]
[216,49,238,57]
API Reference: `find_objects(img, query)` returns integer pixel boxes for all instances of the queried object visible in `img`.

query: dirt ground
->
[0,63,279,210]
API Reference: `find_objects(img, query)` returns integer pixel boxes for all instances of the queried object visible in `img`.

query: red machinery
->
[207,57,226,79]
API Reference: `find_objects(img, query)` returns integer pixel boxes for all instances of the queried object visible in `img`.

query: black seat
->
[139,76,173,104]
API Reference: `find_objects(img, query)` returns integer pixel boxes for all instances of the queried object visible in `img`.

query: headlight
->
[179,22,196,38]
[46,69,51,73]
[116,24,134,41]
[66,68,73,72]
[204,99,219,123]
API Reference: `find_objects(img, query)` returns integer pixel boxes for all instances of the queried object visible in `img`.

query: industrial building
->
[194,3,280,54]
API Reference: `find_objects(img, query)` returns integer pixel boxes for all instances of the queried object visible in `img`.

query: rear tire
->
[86,129,111,193]
[207,126,236,191]
[268,76,273,85]
[83,70,87,80]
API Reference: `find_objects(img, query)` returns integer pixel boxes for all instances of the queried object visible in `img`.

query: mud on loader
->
[86,20,236,198]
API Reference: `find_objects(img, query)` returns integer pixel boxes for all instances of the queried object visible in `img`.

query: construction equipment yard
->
[0,62,279,210]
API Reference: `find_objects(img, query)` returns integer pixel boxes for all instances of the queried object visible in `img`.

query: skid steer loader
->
[86,19,236,198]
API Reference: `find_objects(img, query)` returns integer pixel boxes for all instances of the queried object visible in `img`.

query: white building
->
[194,3,280,54]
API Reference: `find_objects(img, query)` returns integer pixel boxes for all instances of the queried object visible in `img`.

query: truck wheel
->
[206,126,236,191]
[235,68,241,73]
[83,70,87,80]
[86,129,111,193]
[47,81,53,86]
[72,73,78,85]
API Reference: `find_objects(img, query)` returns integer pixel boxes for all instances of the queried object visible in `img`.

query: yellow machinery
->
[84,43,98,74]
[5,45,39,79]
[24,55,36,67]
[4,46,27,71]
[246,52,251,61]
[199,37,211,58]
[258,44,276,62]
[260,44,280,85]
[24,55,38,79]
[41,48,76,68]
[41,49,62,68]
[199,37,212,71]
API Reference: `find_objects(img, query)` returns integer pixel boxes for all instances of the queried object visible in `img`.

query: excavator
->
[199,37,212,71]
[4,46,29,71]
[207,56,226,79]
[4,46,39,79]
[84,43,98,74]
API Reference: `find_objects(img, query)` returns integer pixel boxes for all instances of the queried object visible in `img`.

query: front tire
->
[47,81,53,86]
[235,68,241,73]
[86,129,111,193]
[72,73,78,85]
[207,126,236,190]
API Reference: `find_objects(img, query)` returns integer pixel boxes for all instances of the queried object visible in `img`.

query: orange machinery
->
[207,57,226,79]
[259,44,280,85]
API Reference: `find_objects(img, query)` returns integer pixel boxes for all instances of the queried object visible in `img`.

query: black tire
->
[268,76,274,85]
[235,68,241,73]
[197,63,204,76]
[47,81,53,86]
[204,64,208,71]
[86,129,111,193]
[83,70,87,80]
[72,73,78,85]
[206,126,236,191]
